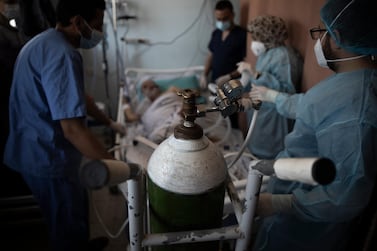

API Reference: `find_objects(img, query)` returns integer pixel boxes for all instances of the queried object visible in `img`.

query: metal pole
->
[128,173,143,251]
[142,226,242,247]
[235,168,263,251]
[226,175,244,223]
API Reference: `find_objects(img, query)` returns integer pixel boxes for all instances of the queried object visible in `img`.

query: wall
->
[245,0,332,91]
[84,0,242,118]
[86,0,333,117]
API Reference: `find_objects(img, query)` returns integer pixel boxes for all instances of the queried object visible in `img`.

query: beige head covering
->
[248,15,288,49]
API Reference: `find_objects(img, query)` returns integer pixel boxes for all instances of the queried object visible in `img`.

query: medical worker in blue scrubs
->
[237,15,302,159]
[253,0,377,250]
[201,0,246,86]
[4,0,112,250]
[201,0,246,129]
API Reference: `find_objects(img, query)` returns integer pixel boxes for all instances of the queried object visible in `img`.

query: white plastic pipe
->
[273,158,335,185]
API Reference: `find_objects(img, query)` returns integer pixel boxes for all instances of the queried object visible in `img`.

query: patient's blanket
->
[140,92,183,143]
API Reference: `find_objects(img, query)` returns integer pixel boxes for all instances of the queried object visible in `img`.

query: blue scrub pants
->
[22,172,89,251]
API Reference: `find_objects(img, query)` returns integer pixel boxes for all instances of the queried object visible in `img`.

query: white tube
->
[80,159,140,189]
[227,110,259,169]
[101,159,132,186]
[223,151,258,162]
[214,116,232,146]
[91,192,129,239]
[273,158,335,185]
[134,135,159,149]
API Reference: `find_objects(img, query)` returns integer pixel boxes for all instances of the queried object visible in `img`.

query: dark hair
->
[4,0,18,4]
[56,0,106,26]
[215,0,233,12]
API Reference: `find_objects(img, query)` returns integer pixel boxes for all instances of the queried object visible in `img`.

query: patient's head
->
[141,79,161,102]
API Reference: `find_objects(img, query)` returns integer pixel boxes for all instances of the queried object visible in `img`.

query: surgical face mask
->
[3,3,20,20]
[314,37,329,68]
[314,31,367,68]
[79,20,104,49]
[216,20,231,31]
[251,41,266,57]
[80,29,103,49]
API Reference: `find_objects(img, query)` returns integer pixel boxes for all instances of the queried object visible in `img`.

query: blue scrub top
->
[254,69,377,251]
[4,28,86,178]
[274,92,304,119]
[245,46,296,159]
[208,25,246,81]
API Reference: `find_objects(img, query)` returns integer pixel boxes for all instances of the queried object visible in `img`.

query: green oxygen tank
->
[147,90,228,251]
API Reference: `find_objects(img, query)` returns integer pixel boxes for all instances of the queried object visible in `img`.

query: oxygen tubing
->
[227,110,259,169]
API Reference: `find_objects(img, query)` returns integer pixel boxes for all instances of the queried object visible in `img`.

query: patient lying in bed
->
[123,79,184,144]
[122,78,230,145]
[121,78,251,185]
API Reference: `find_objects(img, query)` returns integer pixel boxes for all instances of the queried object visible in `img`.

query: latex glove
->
[240,72,251,87]
[207,83,218,95]
[215,74,231,85]
[109,120,126,136]
[237,61,254,75]
[199,74,208,90]
[249,84,279,103]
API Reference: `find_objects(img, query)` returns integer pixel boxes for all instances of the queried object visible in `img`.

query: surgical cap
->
[320,0,377,55]
[248,15,288,49]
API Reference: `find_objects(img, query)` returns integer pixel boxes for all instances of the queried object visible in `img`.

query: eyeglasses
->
[310,27,327,40]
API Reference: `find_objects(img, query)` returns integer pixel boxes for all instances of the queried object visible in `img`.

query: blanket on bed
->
[140,92,183,143]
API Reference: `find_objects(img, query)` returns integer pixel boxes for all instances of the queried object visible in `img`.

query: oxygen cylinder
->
[147,90,228,251]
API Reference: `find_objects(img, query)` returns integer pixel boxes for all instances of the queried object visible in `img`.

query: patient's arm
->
[122,98,141,122]
[123,86,181,123]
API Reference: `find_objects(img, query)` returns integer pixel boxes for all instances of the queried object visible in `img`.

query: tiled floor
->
[88,125,130,251]
[89,186,129,251]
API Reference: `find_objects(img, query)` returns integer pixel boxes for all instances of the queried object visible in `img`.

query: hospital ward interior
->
[1,0,377,250]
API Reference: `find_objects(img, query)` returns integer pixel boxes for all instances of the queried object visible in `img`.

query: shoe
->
[87,236,109,251]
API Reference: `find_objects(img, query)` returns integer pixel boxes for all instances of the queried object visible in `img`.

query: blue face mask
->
[216,20,231,31]
[79,19,104,49]
[80,29,103,49]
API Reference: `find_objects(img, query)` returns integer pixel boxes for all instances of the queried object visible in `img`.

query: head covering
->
[320,0,377,55]
[248,15,288,49]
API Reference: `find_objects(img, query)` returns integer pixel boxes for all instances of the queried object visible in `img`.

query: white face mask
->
[251,41,266,57]
[314,31,367,68]
[314,1,368,68]
[216,21,230,31]
[314,37,329,68]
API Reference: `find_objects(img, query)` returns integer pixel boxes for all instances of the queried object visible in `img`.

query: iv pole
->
[101,25,111,117]
[103,0,128,119]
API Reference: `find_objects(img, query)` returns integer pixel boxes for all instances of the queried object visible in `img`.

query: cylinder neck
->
[174,89,203,140]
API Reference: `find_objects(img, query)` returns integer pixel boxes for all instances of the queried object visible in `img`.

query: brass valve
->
[174,89,203,140]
